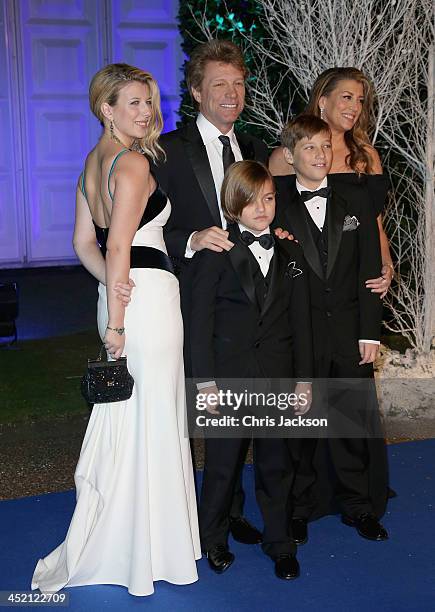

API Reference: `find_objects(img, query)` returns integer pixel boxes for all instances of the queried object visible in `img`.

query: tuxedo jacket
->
[153,120,269,261]
[273,175,382,365]
[190,224,313,381]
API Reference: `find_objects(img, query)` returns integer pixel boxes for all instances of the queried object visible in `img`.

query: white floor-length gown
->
[32,180,201,596]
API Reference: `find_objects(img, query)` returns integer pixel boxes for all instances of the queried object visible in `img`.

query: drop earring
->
[108,119,128,149]
[320,107,325,120]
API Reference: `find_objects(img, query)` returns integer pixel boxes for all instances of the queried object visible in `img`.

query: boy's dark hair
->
[281,114,331,153]
[186,39,248,106]
[221,160,274,222]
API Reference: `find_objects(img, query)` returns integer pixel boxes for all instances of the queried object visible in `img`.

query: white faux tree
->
[190,0,435,354]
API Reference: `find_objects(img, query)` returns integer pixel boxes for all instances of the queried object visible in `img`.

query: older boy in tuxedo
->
[274,115,389,544]
[190,160,313,580]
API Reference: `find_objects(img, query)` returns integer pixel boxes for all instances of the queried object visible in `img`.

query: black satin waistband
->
[130,246,174,275]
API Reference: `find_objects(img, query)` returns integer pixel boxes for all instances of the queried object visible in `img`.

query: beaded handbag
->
[81,345,134,404]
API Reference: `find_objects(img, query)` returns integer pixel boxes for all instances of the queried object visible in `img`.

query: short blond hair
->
[221,161,274,222]
[89,63,164,161]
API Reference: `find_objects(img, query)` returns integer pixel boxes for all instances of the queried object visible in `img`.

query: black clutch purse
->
[81,345,134,404]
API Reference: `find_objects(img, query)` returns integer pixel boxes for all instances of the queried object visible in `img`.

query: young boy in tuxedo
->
[274,114,388,544]
[190,160,313,580]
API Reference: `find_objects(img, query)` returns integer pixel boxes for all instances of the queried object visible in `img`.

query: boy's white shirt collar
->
[295,176,328,194]
[196,113,237,145]
[237,221,271,237]
[237,222,273,280]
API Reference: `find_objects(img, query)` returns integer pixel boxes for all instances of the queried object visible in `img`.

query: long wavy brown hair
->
[305,67,375,174]
[89,63,164,162]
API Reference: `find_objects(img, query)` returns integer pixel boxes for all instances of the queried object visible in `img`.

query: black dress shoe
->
[291,517,308,545]
[206,544,235,573]
[342,513,389,541]
[274,555,300,580]
[229,516,263,544]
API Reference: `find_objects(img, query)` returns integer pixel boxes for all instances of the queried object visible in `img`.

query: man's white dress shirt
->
[185,113,243,258]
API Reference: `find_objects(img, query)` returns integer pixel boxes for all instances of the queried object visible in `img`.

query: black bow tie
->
[300,186,331,202]
[240,230,274,250]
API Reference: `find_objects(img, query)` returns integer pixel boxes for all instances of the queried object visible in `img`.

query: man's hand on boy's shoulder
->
[190,226,234,253]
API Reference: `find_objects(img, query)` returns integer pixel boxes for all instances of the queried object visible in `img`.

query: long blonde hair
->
[305,67,375,173]
[89,63,164,162]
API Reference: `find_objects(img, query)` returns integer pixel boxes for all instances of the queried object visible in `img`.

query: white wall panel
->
[0,0,183,267]
[30,103,92,168]
[109,0,182,132]
[0,2,25,265]
[113,0,177,22]
[30,174,78,259]
[16,0,106,263]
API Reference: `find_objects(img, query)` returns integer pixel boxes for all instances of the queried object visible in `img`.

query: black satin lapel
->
[236,131,255,160]
[326,192,346,279]
[182,123,221,227]
[227,244,258,307]
[261,247,283,317]
[286,188,324,280]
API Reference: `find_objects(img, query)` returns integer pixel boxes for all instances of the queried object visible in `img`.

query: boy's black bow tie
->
[300,186,331,202]
[240,231,274,250]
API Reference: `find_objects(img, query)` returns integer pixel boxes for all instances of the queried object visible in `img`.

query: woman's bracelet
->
[383,262,394,272]
[106,325,125,336]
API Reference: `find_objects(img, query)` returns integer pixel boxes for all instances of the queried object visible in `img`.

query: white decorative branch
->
[186,0,435,353]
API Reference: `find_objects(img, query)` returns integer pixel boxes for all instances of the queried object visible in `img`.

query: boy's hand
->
[274,227,297,242]
[198,384,221,415]
[294,382,312,415]
[114,279,136,305]
[358,342,379,365]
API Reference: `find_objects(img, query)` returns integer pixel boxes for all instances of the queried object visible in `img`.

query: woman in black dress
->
[269,67,394,297]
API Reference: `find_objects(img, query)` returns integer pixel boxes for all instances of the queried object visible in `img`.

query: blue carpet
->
[1,440,434,611]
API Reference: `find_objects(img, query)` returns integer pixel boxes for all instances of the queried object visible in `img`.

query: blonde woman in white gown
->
[31,63,201,597]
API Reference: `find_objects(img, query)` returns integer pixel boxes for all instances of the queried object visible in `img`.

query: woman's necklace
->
[109,121,135,150]
[110,132,145,155]
[110,131,133,150]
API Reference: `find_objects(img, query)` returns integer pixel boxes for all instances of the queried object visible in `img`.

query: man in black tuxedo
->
[190,160,313,578]
[153,40,268,544]
[273,115,389,543]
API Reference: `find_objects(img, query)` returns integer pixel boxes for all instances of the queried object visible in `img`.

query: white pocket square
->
[286,261,303,278]
[343,215,360,232]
